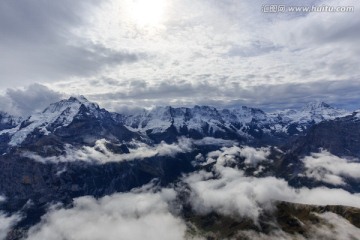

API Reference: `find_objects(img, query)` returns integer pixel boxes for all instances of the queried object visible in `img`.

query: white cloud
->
[184,149,360,222]
[205,145,270,166]
[0,84,63,117]
[22,138,193,164]
[240,146,271,166]
[302,150,360,185]
[22,137,240,164]
[26,186,186,240]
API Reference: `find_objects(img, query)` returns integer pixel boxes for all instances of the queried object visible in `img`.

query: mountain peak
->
[6,96,102,146]
[68,95,89,103]
[302,101,332,111]
[43,95,99,114]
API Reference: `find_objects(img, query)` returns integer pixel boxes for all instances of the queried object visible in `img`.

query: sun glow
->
[129,0,167,27]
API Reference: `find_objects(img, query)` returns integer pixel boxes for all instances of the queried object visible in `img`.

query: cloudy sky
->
[0,0,359,115]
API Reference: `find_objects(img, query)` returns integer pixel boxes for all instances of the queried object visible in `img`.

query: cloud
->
[1,83,63,117]
[184,148,360,222]
[22,138,194,164]
[239,146,271,166]
[2,78,360,119]
[87,78,360,112]
[26,185,186,240]
[301,150,360,186]
[0,0,141,88]
[0,0,359,109]
[205,145,270,166]
[22,137,241,164]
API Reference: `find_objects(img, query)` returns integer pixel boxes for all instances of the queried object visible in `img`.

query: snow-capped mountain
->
[267,101,349,135]
[0,97,352,150]
[112,105,270,142]
[271,101,349,125]
[0,96,136,149]
[114,101,349,142]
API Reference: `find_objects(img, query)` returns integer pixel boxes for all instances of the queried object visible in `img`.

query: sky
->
[0,0,359,116]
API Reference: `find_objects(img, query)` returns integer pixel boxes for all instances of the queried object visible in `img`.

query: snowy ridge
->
[119,101,350,136]
[122,105,227,135]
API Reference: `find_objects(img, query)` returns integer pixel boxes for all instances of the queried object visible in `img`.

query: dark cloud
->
[0,0,141,88]
[89,78,360,111]
[1,84,62,117]
[1,78,359,118]
[301,11,360,45]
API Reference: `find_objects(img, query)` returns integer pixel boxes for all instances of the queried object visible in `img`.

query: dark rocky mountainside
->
[287,111,360,158]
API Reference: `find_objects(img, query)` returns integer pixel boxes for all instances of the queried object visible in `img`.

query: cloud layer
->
[22,137,239,164]
[302,150,360,185]
[23,138,194,164]
[184,146,360,222]
[0,84,63,117]
[26,186,186,240]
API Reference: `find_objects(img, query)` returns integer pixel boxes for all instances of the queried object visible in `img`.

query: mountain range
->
[0,96,351,150]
